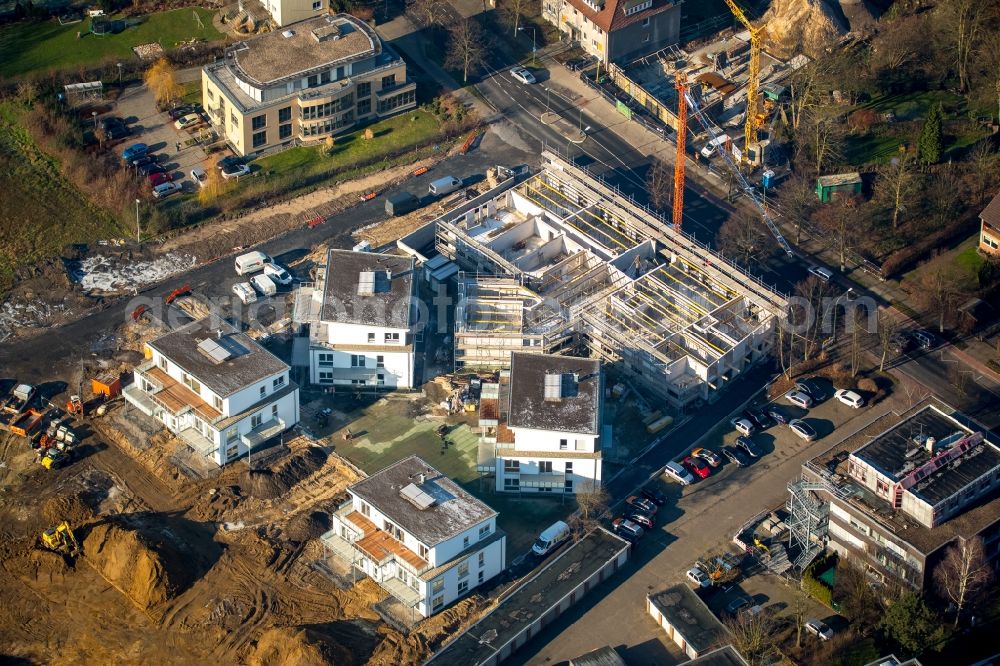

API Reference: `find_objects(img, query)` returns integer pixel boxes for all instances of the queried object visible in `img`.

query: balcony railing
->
[240,417,286,449]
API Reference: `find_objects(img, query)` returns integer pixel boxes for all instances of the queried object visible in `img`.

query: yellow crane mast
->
[724,0,763,164]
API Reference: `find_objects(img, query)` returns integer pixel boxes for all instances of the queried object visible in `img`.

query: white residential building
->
[123,318,300,466]
[262,0,326,27]
[304,250,417,389]
[322,456,506,617]
[479,353,604,494]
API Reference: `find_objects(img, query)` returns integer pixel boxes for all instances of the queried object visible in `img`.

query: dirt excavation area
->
[0,421,483,665]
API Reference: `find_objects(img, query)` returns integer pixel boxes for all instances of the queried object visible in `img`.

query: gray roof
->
[981,189,1000,228]
[647,584,729,654]
[506,353,601,435]
[687,646,750,666]
[148,318,288,397]
[321,250,415,328]
[349,456,496,546]
[569,646,627,666]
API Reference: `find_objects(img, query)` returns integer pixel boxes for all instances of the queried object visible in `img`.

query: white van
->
[701,135,729,158]
[532,520,570,557]
[428,176,462,197]
[232,282,257,304]
[251,274,277,297]
[235,251,270,276]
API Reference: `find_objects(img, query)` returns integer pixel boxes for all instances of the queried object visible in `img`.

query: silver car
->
[510,66,536,84]
[785,390,813,409]
[805,619,833,640]
[788,419,817,441]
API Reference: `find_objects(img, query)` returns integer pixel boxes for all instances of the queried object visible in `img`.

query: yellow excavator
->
[41,521,81,557]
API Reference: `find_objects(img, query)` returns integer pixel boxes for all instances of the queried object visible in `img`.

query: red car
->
[682,455,711,480]
[148,172,173,187]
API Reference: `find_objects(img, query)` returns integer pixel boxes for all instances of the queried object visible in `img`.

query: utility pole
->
[135,198,141,243]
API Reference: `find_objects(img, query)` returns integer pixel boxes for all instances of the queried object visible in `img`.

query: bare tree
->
[646,157,672,211]
[408,0,448,26]
[917,265,964,333]
[876,151,918,230]
[446,18,486,84]
[936,0,986,93]
[15,80,38,106]
[576,480,610,524]
[500,0,528,35]
[716,211,777,268]
[799,108,844,178]
[876,309,899,372]
[850,307,865,377]
[934,536,993,627]
[724,610,780,666]
[94,124,108,149]
[812,197,868,272]
[779,171,819,245]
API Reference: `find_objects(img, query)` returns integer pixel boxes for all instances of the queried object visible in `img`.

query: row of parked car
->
[610,487,667,542]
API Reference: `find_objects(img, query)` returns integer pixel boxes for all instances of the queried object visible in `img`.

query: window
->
[539,461,553,474]
[318,353,333,367]
[377,374,385,386]
[182,374,201,394]
[318,371,333,383]
[360,502,370,517]
[312,0,322,8]
[357,81,371,97]
[158,357,167,371]
[320,70,331,85]
[504,477,520,490]
[252,130,267,148]
[230,112,239,128]
[272,404,279,418]
[478,570,484,583]
[381,74,396,90]
[368,332,376,343]
[432,595,444,611]
[273,376,285,389]
[357,98,372,116]
[457,580,469,594]
[984,233,999,249]
[260,385,266,399]
[308,74,319,88]
[336,66,344,79]
[376,355,385,368]
[252,114,266,130]
[559,438,568,450]
[351,354,366,367]
[458,560,469,579]
[419,543,429,559]
[565,462,573,474]
[623,0,652,16]
[251,412,263,428]
[504,460,520,472]
[463,535,470,548]
[278,106,291,123]
[575,439,587,451]
[384,332,400,343]
[642,16,650,26]
[478,551,485,566]
[383,520,402,540]
[876,478,890,497]
[565,480,574,492]
[213,396,223,411]
[479,524,490,540]
[279,123,292,140]
[432,578,444,594]
[377,90,415,114]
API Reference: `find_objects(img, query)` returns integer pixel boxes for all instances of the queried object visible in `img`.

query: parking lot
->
[110,84,216,195]
[514,378,894,665]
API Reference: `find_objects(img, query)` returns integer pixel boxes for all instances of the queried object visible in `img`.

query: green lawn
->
[860,90,962,121]
[0,8,223,77]
[0,101,120,291]
[843,133,903,165]
[903,233,984,292]
[256,110,441,177]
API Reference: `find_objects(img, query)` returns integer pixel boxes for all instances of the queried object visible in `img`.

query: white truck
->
[251,274,277,297]
[232,282,257,304]
[235,251,270,276]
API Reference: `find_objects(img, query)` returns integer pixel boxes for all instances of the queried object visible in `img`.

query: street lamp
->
[91,110,98,129]
[518,26,537,67]
[117,62,123,88]
[135,198,141,244]
[830,287,854,343]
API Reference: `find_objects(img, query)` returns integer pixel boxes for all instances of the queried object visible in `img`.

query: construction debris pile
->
[762,0,880,58]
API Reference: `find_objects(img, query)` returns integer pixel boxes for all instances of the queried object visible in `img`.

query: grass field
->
[0,8,223,78]
[0,102,120,291]
[256,110,441,177]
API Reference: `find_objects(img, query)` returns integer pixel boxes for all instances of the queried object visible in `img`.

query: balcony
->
[123,383,157,416]
[240,417,286,449]
[135,364,223,424]
[178,427,217,457]
[379,572,423,608]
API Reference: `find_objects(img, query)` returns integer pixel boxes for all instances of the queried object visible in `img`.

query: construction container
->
[646,415,674,434]
[92,373,122,399]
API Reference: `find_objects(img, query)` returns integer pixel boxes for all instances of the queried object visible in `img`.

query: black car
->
[795,379,826,402]
[130,155,155,168]
[105,124,130,140]
[736,435,762,458]
[722,445,750,467]
[612,522,642,543]
[743,408,771,430]
[138,162,165,176]
[217,155,242,171]
[767,407,789,425]
[168,105,196,120]
[624,510,655,529]
[640,487,667,506]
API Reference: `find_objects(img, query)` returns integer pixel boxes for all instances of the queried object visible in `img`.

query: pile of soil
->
[244,448,328,500]
[763,0,878,58]
[82,523,191,611]
[187,485,244,522]
[283,511,330,543]
[26,548,70,585]
[41,493,96,526]
[248,626,357,666]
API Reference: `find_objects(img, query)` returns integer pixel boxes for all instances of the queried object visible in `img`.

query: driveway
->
[112,83,212,194]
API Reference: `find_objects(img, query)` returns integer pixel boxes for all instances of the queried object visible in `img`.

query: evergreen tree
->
[918,103,943,165]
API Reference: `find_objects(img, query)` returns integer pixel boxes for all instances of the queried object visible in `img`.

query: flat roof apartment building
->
[787,401,1000,588]
[123,318,300,466]
[202,14,416,156]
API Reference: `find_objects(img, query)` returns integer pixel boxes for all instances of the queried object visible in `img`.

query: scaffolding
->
[785,474,852,571]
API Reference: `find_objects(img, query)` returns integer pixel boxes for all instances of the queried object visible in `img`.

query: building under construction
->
[401,152,787,408]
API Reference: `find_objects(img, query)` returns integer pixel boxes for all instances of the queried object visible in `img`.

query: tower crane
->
[724,0,763,164]
[672,71,688,232]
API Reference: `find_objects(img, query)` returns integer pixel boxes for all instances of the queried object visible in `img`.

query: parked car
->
[148,172,174,187]
[785,390,813,409]
[190,166,208,188]
[168,104,196,120]
[151,181,182,199]
[611,517,644,541]
[767,407,790,424]
[722,445,750,467]
[139,163,166,176]
[639,487,667,506]
[686,567,712,588]
[221,163,251,179]
[804,619,833,641]
[682,455,711,479]
[532,521,570,556]
[834,389,865,408]
[122,143,148,162]
[174,113,201,130]
[911,329,936,349]
[130,155,155,168]
[663,461,695,485]
[726,596,755,615]
[625,495,658,516]
[743,408,771,430]
[510,66,536,84]
[808,265,834,282]
[795,379,825,402]
[731,417,755,436]
[100,116,125,130]
[691,447,721,467]
[264,262,293,285]
[736,436,761,458]
[788,419,818,442]
[624,511,654,529]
